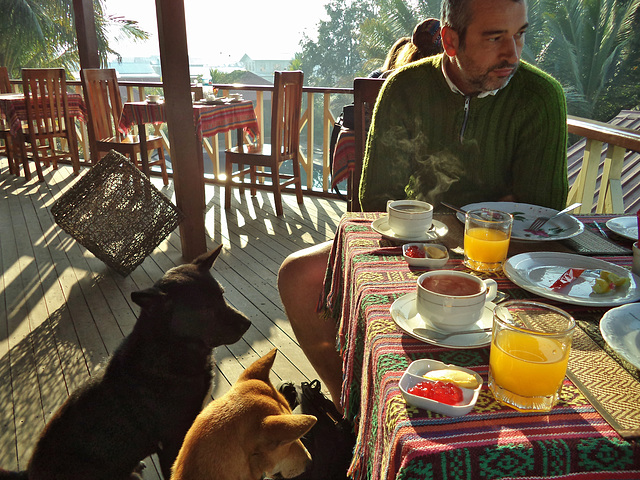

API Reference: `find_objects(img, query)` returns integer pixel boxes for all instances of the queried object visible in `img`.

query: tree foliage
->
[0,0,148,79]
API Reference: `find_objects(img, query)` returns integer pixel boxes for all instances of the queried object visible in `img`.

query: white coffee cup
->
[386,200,433,238]
[416,270,498,331]
[147,94,161,103]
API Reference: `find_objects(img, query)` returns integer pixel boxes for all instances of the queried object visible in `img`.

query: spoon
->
[413,326,491,341]
[441,202,467,215]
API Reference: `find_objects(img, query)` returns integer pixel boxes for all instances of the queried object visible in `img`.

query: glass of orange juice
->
[463,209,513,272]
[489,301,575,412]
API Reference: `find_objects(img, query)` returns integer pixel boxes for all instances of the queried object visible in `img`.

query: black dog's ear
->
[131,287,167,309]
[192,245,223,272]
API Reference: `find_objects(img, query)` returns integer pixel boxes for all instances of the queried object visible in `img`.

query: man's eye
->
[515,31,525,40]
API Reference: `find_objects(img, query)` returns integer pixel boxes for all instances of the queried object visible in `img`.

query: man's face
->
[444,0,528,95]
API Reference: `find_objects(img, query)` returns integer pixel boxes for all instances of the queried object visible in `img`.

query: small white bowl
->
[399,359,482,417]
[147,95,161,103]
[402,243,449,268]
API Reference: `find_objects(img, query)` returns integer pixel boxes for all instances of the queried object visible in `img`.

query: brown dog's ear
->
[192,245,223,272]
[261,414,317,445]
[239,349,278,383]
[131,287,167,309]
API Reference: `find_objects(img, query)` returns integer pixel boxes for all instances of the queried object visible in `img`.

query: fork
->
[527,202,581,231]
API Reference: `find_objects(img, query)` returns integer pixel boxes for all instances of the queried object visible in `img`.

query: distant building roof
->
[567,110,640,213]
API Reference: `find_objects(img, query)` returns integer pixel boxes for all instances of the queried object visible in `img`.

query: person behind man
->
[278,0,568,411]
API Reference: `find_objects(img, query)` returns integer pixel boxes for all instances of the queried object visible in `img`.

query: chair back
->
[0,66,11,93]
[350,77,385,212]
[81,68,124,143]
[22,68,72,140]
[271,70,303,161]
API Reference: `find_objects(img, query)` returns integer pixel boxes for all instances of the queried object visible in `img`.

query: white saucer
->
[371,216,448,242]
[390,292,493,349]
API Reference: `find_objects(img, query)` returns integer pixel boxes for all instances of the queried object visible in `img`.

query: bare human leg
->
[277,240,344,413]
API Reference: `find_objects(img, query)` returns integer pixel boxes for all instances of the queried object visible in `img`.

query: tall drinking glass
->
[463,209,513,272]
[488,300,575,412]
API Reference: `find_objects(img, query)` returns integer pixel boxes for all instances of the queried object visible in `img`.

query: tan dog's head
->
[239,349,317,479]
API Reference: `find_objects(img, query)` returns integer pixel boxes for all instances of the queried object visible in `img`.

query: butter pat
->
[422,369,479,389]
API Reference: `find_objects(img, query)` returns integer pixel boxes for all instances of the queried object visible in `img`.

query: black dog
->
[1,246,251,480]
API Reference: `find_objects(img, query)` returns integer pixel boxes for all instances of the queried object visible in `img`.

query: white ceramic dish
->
[504,252,640,306]
[390,292,493,348]
[399,359,482,416]
[456,202,583,241]
[599,303,640,369]
[402,243,449,268]
[371,216,448,242]
[606,216,638,241]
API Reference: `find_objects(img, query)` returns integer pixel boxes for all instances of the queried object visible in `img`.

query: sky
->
[104,0,329,64]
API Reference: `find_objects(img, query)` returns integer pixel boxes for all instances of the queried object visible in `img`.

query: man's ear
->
[440,25,459,56]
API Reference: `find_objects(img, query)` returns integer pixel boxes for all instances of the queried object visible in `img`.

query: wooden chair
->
[0,66,17,174]
[81,68,169,185]
[224,70,304,216]
[20,68,80,182]
[349,77,385,212]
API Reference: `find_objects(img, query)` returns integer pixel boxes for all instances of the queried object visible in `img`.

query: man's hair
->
[440,0,524,47]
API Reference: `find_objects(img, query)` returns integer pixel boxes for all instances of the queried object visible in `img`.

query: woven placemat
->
[566,322,640,439]
[51,150,184,276]
[563,227,632,255]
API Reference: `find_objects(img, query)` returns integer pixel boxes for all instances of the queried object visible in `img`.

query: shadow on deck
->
[0,158,345,476]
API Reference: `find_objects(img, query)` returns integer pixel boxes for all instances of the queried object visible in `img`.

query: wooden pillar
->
[72,0,100,69]
[155,0,207,261]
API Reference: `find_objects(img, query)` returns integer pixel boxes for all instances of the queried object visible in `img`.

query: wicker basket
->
[51,150,184,276]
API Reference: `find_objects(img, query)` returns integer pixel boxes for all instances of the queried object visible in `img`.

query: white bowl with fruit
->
[402,243,449,268]
[399,359,482,416]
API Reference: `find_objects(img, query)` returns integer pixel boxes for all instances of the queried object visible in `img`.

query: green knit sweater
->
[359,55,568,212]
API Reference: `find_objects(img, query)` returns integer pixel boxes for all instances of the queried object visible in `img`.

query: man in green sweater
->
[361,6,567,211]
[278,0,568,411]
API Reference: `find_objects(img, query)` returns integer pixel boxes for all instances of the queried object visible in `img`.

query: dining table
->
[118,99,260,178]
[320,211,640,480]
[0,92,87,176]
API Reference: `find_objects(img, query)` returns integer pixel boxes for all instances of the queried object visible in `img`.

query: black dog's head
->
[131,245,251,348]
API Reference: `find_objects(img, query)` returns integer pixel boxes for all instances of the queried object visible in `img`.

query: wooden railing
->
[7,78,640,210]
[567,115,640,214]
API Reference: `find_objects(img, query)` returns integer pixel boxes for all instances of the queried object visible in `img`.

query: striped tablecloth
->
[118,100,259,142]
[321,212,640,480]
[0,93,87,136]
[332,127,355,187]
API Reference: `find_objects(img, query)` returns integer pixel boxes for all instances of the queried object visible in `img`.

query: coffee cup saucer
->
[371,216,448,242]
[390,292,493,349]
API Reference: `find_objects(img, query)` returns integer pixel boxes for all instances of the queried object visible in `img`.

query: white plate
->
[606,216,638,241]
[457,202,584,241]
[600,304,640,369]
[390,292,493,349]
[503,252,640,306]
[372,216,448,242]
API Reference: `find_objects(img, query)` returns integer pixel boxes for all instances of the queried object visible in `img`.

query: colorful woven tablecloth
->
[0,93,87,136]
[332,127,355,187]
[118,100,259,142]
[321,212,640,480]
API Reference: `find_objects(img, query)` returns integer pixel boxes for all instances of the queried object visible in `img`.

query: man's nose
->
[501,37,520,63]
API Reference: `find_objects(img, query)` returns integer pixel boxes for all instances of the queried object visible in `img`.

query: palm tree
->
[531,0,640,120]
[0,0,148,78]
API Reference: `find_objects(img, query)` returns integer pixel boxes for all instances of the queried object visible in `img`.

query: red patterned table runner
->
[0,93,87,136]
[321,212,640,480]
[118,100,259,142]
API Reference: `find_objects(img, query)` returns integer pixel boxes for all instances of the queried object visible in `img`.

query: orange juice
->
[489,329,570,397]
[464,227,510,264]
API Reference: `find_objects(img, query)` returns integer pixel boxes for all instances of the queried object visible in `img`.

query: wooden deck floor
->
[0,157,345,477]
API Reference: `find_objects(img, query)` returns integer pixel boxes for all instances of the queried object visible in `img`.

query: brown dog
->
[1,246,251,480]
[171,349,317,480]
